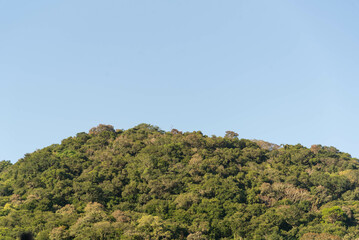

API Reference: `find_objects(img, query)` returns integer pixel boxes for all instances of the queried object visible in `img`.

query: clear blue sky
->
[1,0,359,162]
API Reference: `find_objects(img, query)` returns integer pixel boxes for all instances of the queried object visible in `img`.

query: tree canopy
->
[0,124,358,239]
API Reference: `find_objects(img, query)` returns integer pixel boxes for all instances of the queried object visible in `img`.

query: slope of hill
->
[0,124,358,239]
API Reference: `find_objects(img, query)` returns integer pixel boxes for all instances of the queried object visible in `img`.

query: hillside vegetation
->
[0,124,359,239]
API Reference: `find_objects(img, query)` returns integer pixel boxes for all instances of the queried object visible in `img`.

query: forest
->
[0,124,359,239]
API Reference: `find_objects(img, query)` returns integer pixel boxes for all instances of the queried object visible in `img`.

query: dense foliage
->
[1,124,359,239]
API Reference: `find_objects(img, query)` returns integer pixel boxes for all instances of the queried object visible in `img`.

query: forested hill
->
[0,124,358,239]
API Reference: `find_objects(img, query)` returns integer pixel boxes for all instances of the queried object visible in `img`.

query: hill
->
[0,124,358,239]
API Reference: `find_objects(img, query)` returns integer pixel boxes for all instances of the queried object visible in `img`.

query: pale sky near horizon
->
[1,0,359,162]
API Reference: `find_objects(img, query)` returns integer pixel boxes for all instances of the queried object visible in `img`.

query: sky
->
[1,0,359,162]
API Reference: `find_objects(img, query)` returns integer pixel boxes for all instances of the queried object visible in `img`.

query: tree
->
[224,131,239,139]
[322,206,346,224]
[89,124,115,135]
[135,215,172,240]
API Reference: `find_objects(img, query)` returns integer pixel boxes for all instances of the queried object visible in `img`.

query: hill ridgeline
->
[0,124,358,239]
